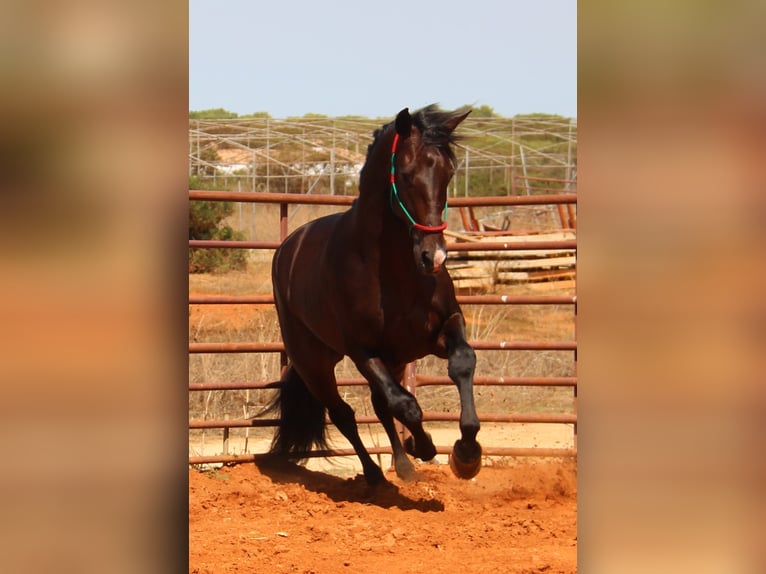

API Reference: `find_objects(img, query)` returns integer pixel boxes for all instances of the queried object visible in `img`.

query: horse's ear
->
[445,108,471,133]
[395,108,412,138]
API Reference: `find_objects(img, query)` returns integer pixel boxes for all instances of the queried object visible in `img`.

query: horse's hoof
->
[393,455,417,482]
[448,439,482,479]
[404,433,435,461]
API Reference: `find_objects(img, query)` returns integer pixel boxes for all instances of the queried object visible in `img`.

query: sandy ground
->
[189,458,576,574]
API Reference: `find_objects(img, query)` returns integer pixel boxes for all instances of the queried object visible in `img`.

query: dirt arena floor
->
[189,458,576,574]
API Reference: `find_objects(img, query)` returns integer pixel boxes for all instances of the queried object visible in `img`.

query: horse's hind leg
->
[290,360,386,485]
[369,388,417,481]
[323,396,386,485]
[277,314,386,485]
[292,372,386,485]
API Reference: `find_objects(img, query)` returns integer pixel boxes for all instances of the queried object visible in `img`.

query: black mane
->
[366,104,467,164]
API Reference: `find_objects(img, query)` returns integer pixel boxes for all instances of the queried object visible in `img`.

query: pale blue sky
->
[189,0,576,118]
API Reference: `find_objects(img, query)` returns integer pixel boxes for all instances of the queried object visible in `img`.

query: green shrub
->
[189,179,248,272]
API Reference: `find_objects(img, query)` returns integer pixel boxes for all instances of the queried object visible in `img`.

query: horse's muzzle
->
[420,247,447,274]
[413,232,447,274]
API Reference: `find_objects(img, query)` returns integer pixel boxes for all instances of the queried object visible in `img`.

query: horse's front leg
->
[355,356,437,468]
[442,312,483,479]
[369,387,418,481]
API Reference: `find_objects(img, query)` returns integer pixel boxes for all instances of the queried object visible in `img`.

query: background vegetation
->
[189,106,577,199]
[188,175,248,273]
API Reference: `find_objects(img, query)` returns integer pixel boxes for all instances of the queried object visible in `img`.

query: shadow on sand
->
[253,456,445,512]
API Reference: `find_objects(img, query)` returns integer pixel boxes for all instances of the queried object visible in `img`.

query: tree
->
[471,104,497,118]
[189,108,239,119]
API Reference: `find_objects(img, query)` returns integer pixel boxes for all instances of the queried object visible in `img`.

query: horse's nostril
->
[421,251,433,268]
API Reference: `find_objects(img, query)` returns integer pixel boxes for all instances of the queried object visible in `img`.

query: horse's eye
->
[399,172,413,184]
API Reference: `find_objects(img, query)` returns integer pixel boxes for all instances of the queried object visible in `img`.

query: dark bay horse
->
[268,105,482,485]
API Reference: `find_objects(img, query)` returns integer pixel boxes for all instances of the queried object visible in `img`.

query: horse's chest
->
[381,296,440,343]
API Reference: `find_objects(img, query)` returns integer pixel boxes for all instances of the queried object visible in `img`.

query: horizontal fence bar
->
[470,340,576,351]
[422,412,576,424]
[457,294,576,305]
[187,378,375,391]
[188,446,576,466]
[188,239,577,251]
[189,240,279,249]
[448,240,576,252]
[189,190,354,205]
[189,340,576,354]
[189,381,282,391]
[514,175,577,184]
[187,377,397,392]
[189,295,274,305]
[189,190,576,207]
[189,342,285,353]
[189,294,576,306]
[414,375,577,387]
[188,375,577,392]
[450,195,576,207]
[189,412,576,430]
[191,419,277,429]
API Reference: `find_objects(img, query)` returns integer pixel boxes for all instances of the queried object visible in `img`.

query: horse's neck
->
[353,183,417,271]
[352,137,395,240]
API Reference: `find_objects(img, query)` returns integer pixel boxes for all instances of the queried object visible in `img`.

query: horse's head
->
[390,105,470,274]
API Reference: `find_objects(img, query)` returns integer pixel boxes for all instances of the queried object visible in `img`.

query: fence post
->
[279,202,289,373]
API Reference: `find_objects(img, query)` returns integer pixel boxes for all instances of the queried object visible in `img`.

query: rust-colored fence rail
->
[189,190,577,466]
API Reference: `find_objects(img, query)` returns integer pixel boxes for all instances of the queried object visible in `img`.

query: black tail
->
[266,365,329,462]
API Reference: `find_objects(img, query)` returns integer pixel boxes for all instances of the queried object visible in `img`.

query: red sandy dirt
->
[189,459,576,574]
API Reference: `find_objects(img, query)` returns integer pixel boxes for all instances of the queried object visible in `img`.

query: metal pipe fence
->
[189,190,577,466]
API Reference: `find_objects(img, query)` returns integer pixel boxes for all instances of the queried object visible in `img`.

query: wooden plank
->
[448,230,575,242]
[451,248,575,260]
[498,269,576,283]
[451,278,495,289]
[445,230,576,288]
[446,229,575,245]
[448,267,494,280]
[497,255,576,271]
[444,229,480,242]
[447,230,576,260]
